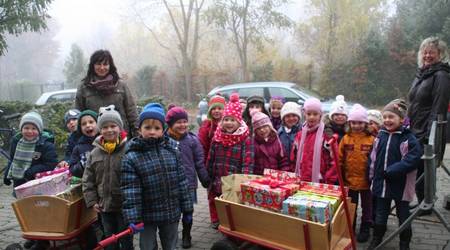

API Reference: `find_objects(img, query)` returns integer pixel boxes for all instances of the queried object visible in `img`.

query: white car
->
[35,89,77,106]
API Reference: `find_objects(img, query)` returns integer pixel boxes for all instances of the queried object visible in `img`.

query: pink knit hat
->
[223,93,243,123]
[251,111,273,130]
[303,97,322,113]
[165,106,188,127]
[348,104,368,123]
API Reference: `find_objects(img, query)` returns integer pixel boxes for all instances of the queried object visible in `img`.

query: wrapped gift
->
[240,178,299,211]
[263,169,298,183]
[15,170,71,199]
[282,196,332,224]
[35,167,70,179]
[221,174,263,203]
[298,181,347,198]
[293,191,340,215]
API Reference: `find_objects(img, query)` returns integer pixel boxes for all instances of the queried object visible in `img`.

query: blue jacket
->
[369,127,422,202]
[4,131,58,187]
[278,123,300,165]
[64,131,81,161]
[69,135,96,178]
[166,132,210,190]
[121,136,193,225]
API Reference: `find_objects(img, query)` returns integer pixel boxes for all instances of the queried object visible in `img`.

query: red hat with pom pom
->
[223,93,243,123]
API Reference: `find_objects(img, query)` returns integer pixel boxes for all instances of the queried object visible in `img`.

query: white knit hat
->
[281,102,302,121]
[367,109,383,125]
[330,95,348,117]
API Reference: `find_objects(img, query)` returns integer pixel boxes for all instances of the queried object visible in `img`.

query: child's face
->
[248,103,263,115]
[304,110,321,127]
[368,120,381,134]
[171,119,188,135]
[350,121,366,133]
[255,125,271,139]
[100,122,121,142]
[21,124,39,141]
[222,116,240,133]
[66,119,77,133]
[80,116,98,137]
[270,103,282,118]
[283,114,300,129]
[140,119,164,139]
[210,106,224,120]
[332,113,347,125]
[382,111,403,132]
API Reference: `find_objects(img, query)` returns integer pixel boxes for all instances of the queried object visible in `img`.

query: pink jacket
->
[253,132,289,175]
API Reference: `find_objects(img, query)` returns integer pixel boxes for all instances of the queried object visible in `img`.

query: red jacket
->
[198,120,218,162]
[290,127,338,184]
[253,132,289,175]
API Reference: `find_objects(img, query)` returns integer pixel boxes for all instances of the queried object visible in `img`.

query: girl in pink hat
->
[291,97,337,184]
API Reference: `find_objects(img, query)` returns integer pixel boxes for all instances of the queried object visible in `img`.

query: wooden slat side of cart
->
[215,196,355,250]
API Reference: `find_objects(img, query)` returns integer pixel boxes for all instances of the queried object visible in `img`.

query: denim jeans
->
[374,197,411,228]
[101,212,134,250]
[139,221,179,250]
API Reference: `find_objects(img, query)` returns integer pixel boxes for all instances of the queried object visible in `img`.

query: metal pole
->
[424,144,436,204]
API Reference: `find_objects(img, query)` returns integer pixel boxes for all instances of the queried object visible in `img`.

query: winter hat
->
[77,110,98,133]
[382,99,407,118]
[270,96,285,106]
[303,97,322,113]
[139,103,166,127]
[251,111,273,130]
[348,104,368,123]
[367,109,383,125]
[223,93,243,123]
[64,109,80,125]
[281,102,302,121]
[166,106,188,127]
[330,95,348,117]
[20,111,43,133]
[247,95,265,104]
[97,105,123,129]
[207,95,226,119]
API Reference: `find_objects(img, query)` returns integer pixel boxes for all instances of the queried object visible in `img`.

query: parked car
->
[35,89,77,106]
[197,82,335,125]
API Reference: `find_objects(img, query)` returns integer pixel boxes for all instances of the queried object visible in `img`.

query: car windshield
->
[290,85,324,100]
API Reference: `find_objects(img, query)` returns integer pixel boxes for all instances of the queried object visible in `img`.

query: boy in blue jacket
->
[367,99,422,250]
[121,103,193,250]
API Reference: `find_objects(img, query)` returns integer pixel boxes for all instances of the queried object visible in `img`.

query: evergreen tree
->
[63,44,86,88]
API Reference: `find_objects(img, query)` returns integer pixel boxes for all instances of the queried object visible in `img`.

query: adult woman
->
[75,50,138,137]
[407,37,450,209]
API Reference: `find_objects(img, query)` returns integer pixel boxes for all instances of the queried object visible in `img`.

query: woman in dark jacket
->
[407,37,450,208]
[75,50,139,137]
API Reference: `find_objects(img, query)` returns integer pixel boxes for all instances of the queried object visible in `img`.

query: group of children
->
[2,91,422,250]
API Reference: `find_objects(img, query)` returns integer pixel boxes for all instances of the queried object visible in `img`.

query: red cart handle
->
[94,222,144,250]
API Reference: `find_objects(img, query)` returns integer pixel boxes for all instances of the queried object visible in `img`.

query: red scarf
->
[213,121,249,147]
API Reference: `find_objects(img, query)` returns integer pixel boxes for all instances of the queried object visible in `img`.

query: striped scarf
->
[8,137,38,179]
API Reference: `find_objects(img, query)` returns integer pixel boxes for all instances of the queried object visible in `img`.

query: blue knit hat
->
[139,103,166,127]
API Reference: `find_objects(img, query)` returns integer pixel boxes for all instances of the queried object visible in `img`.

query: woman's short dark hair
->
[82,49,119,84]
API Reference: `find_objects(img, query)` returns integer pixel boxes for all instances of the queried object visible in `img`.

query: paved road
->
[1,146,450,250]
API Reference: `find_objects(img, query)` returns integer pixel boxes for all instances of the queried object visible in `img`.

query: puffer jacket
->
[121,136,193,225]
[338,132,374,190]
[253,131,289,175]
[278,123,300,166]
[82,132,127,212]
[69,135,96,178]
[75,80,139,137]
[369,127,422,202]
[407,62,450,144]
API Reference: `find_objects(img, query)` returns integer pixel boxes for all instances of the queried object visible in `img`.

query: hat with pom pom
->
[223,93,243,123]
[367,109,383,125]
[330,95,348,117]
[348,104,368,123]
[251,111,273,130]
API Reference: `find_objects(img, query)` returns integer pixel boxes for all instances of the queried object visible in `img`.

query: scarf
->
[87,74,118,95]
[167,127,184,141]
[295,121,325,182]
[8,137,39,179]
[213,121,249,147]
[100,130,127,154]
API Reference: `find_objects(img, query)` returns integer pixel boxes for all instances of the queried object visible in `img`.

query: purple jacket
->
[253,132,289,175]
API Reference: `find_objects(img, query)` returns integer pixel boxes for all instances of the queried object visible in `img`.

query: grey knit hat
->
[20,111,43,133]
[97,105,123,129]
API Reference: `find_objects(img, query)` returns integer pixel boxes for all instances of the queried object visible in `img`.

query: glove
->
[3,176,11,186]
[201,178,211,189]
[129,223,144,234]
[182,212,193,224]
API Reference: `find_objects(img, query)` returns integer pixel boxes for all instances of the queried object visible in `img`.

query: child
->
[69,110,98,178]
[252,111,288,175]
[367,109,383,137]
[207,93,254,229]
[269,96,285,131]
[58,109,81,168]
[239,98,247,113]
[242,95,270,127]
[278,102,302,167]
[338,104,374,243]
[165,106,210,249]
[367,99,422,250]
[324,95,348,142]
[198,95,226,162]
[291,98,337,184]
[121,103,193,250]
[83,105,133,250]
[3,111,58,250]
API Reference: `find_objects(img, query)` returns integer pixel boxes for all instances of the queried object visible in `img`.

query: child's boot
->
[357,222,371,243]
[399,228,412,250]
[366,224,386,250]
[182,222,192,248]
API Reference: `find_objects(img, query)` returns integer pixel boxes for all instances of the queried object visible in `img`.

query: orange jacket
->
[338,132,374,190]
